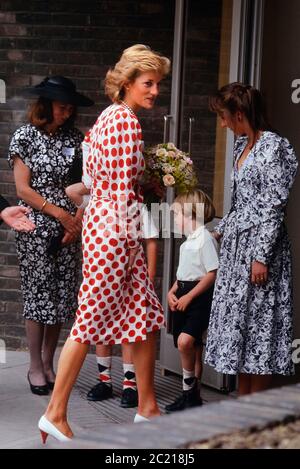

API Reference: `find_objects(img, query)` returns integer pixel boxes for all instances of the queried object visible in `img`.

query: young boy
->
[165,189,219,412]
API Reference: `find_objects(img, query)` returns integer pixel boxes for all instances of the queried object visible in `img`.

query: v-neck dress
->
[205,131,298,375]
[70,103,164,345]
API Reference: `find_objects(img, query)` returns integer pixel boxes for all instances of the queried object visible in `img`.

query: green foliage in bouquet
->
[141,142,199,210]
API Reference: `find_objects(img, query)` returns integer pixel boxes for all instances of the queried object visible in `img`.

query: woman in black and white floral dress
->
[205,83,298,395]
[8,76,93,395]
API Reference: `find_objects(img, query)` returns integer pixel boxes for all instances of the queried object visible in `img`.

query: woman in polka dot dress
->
[39,45,171,442]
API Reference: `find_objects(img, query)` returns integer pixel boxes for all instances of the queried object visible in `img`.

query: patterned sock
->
[97,356,112,385]
[122,363,137,390]
[182,368,196,391]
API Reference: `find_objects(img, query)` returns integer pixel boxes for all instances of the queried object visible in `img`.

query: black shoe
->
[27,372,49,396]
[120,388,138,408]
[165,387,203,413]
[86,381,113,401]
[46,381,55,391]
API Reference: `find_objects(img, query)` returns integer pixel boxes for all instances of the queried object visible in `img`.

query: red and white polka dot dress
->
[70,103,165,345]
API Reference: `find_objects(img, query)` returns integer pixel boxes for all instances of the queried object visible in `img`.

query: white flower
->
[156,148,168,158]
[183,155,193,165]
[163,174,175,186]
[167,142,176,150]
[162,164,174,174]
[167,151,176,158]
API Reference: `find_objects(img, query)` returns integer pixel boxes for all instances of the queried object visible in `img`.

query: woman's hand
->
[251,261,268,286]
[61,209,84,244]
[148,269,156,284]
[126,246,139,276]
[167,291,178,312]
[61,231,80,245]
[211,231,222,242]
[176,293,193,312]
[57,209,82,237]
[1,206,36,232]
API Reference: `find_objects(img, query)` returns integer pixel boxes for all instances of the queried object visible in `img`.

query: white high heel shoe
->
[38,415,73,443]
[134,413,150,423]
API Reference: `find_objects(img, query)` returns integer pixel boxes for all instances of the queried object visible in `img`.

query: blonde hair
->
[174,190,215,225]
[105,44,171,103]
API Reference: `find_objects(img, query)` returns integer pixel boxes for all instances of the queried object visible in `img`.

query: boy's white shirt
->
[176,225,219,281]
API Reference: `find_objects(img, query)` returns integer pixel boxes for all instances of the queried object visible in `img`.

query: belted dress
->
[70,103,164,345]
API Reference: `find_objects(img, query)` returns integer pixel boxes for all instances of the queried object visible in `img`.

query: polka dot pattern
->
[70,103,165,345]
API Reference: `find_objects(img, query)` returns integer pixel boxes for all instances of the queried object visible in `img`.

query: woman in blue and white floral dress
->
[205,82,298,395]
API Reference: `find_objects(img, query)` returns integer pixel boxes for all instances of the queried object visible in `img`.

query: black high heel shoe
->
[27,372,49,396]
[46,381,55,391]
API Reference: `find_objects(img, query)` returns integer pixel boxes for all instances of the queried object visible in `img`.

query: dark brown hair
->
[28,97,77,130]
[209,82,272,132]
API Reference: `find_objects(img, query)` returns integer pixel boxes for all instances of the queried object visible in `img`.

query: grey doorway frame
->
[159,0,265,385]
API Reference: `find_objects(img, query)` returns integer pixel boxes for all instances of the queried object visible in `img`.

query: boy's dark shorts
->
[172,280,214,348]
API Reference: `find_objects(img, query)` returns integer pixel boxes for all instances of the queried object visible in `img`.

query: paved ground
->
[0,350,233,449]
[4,350,300,449]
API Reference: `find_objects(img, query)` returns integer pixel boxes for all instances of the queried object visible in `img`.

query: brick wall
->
[0,0,175,348]
[0,0,222,350]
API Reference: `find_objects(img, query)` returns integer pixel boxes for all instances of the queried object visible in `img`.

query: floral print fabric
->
[8,124,83,324]
[205,132,298,375]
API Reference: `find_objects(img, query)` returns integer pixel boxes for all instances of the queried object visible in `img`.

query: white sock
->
[123,363,137,390]
[96,356,112,385]
[182,368,196,391]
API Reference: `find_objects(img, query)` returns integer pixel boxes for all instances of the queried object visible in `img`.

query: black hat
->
[26,76,94,107]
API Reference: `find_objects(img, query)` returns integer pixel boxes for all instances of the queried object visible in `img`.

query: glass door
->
[159,0,264,390]
[160,0,234,383]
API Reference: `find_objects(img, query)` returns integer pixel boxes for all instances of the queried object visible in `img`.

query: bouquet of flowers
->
[141,142,198,209]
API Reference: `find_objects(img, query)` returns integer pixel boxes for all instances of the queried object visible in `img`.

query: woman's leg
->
[45,338,89,437]
[195,346,203,380]
[42,324,62,383]
[250,374,272,394]
[25,319,47,386]
[130,331,160,417]
[239,373,272,396]
[238,373,252,396]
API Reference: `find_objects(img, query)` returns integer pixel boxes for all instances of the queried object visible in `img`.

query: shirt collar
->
[187,225,205,240]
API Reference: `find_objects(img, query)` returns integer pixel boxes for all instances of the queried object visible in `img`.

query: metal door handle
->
[188,117,195,157]
[163,115,172,143]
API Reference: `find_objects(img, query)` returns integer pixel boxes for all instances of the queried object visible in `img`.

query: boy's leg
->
[165,333,202,413]
[178,333,198,393]
[120,343,138,408]
[86,344,113,401]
